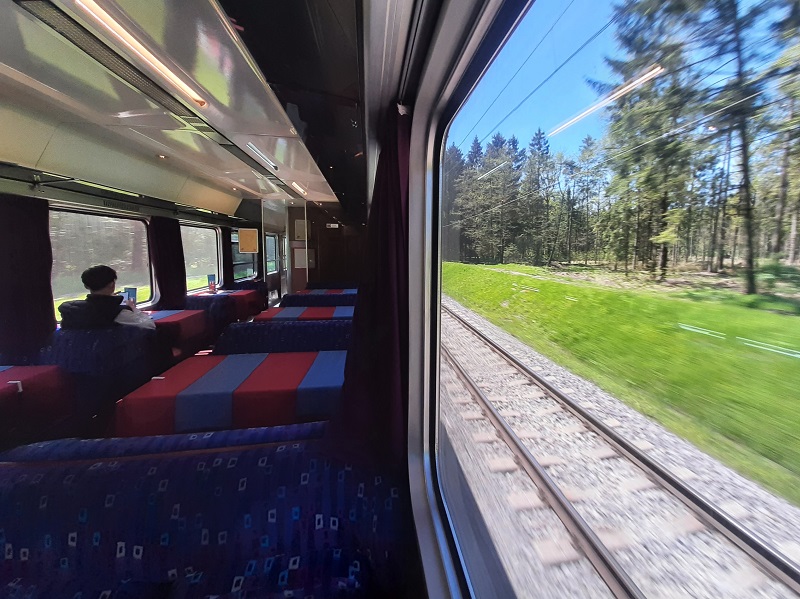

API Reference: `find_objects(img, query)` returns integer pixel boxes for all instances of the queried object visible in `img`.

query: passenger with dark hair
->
[58,265,155,330]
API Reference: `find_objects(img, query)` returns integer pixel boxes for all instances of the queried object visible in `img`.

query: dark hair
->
[81,265,117,292]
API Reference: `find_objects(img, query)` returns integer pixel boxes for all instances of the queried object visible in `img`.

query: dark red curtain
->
[220,227,234,288]
[325,107,410,470]
[0,194,56,363]
[149,216,186,309]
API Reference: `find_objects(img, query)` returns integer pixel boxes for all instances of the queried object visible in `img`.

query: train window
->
[231,229,258,280]
[50,210,152,315]
[265,234,279,274]
[181,224,220,290]
[438,0,799,596]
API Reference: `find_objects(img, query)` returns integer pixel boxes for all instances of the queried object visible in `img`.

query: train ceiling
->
[217,0,367,225]
[0,0,423,225]
[0,0,344,217]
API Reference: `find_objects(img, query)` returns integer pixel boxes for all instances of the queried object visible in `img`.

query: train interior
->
[0,0,516,596]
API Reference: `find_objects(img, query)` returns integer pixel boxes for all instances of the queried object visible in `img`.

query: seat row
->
[1,287,357,446]
[114,289,357,437]
[0,289,267,445]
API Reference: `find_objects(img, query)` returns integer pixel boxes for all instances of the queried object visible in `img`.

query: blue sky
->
[447,0,620,157]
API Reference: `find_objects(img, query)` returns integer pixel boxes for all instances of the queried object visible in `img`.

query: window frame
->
[264,232,279,275]
[231,228,259,282]
[180,222,221,292]
[49,207,155,313]
[405,1,536,597]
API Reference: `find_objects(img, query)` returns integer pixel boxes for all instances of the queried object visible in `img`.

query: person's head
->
[81,265,117,295]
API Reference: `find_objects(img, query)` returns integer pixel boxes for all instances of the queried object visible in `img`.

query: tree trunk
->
[633,202,640,270]
[731,2,757,294]
[708,180,719,272]
[716,131,733,272]
[774,125,792,256]
[788,198,799,265]
[659,181,669,280]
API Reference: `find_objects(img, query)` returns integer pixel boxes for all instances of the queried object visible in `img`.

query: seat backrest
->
[185,294,237,336]
[214,320,353,354]
[39,326,157,418]
[40,326,156,375]
[0,439,411,597]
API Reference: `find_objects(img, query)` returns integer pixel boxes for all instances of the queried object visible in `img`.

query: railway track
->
[441,304,800,598]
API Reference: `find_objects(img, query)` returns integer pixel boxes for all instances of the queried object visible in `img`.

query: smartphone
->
[124,287,137,302]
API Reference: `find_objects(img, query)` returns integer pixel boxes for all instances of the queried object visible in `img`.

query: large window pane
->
[50,211,151,316]
[438,0,800,595]
[232,229,257,280]
[181,225,219,291]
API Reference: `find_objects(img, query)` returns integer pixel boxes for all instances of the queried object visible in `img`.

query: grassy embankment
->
[442,262,800,505]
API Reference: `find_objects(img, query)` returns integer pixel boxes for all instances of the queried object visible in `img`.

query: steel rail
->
[442,344,646,599]
[442,304,800,595]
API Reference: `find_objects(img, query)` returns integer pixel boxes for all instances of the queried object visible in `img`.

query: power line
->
[455,28,778,153]
[455,0,578,149]
[476,18,617,148]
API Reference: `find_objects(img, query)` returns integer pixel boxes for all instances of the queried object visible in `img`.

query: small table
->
[116,351,347,436]
[196,290,262,320]
[253,306,354,322]
[0,365,73,436]
[146,310,208,345]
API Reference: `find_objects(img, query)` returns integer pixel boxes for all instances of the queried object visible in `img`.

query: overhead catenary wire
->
[454,0,579,149]
[453,25,781,155]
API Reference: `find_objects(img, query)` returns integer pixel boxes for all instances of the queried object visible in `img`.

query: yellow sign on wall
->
[238,228,259,253]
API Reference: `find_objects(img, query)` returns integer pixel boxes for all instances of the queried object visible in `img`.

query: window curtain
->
[148,216,186,309]
[0,194,56,363]
[325,106,411,470]
[220,227,234,288]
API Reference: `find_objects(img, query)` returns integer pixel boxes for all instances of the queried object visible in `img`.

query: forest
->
[442,0,800,295]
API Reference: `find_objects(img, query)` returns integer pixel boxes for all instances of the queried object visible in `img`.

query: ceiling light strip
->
[291,182,308,195]
[74,0,206,107]
[246,142,279,170]
[15,0,193,117]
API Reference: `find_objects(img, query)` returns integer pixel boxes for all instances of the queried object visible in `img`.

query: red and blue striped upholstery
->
[253,306,354,322]
[116,352,347,436]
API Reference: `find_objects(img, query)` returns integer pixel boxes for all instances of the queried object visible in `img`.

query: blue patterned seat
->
[185,294,237,339]
[214,321,353,354]
[0,423,326,462]
[0,438,411,598]
[38,327,158,426]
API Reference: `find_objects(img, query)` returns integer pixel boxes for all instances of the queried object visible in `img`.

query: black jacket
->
[59,295,132,329]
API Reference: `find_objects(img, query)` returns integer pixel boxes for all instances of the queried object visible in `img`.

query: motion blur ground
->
[441,296,800,598]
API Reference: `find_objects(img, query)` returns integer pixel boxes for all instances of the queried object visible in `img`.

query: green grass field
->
[442,262,800,504]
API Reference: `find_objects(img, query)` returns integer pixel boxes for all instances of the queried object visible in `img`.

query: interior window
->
[50,210,152,317]
[181,224,219,291]
[231,229,258,280]
[265,233,278,274]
